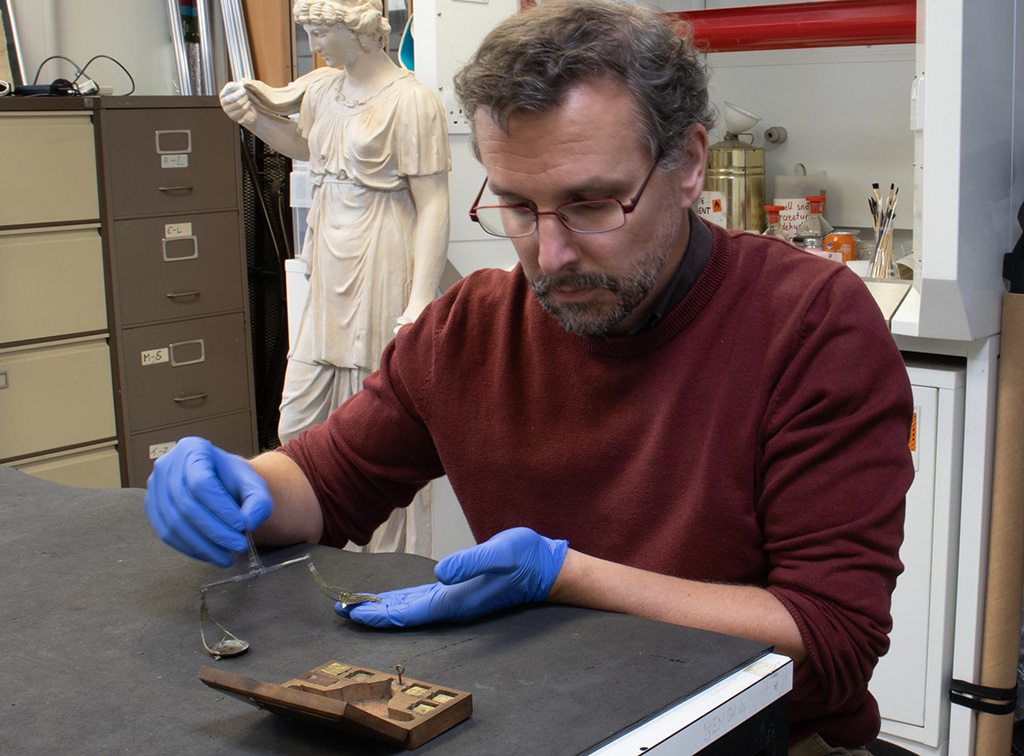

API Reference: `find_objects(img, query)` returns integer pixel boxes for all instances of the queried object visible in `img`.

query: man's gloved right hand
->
[144,437,273,567]
[337,527,568,627]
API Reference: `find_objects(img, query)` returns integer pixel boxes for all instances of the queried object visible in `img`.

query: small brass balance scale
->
[196,527,472,749]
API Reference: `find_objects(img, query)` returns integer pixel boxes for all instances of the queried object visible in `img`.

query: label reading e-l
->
[164,222,193,238]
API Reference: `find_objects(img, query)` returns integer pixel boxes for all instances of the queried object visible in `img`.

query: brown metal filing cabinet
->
[0,97,258,487]
[96,97,258,486]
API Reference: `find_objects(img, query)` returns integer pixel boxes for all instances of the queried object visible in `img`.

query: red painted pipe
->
[667,0,916,52]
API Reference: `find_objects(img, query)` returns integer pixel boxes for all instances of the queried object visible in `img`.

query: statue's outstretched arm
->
[219,69,336,161]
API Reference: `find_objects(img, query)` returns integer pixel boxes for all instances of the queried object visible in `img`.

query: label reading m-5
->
[141,347,170,366]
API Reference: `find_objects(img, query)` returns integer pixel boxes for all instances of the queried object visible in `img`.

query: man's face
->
[474,77,706,337]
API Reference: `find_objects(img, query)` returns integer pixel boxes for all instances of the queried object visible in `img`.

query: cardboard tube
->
[975,292,1024,755]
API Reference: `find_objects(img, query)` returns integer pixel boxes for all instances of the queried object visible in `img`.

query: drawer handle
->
[166,290,201,299]
[169,338,206,367]
[155,129,193,155]
[173,393,208,404]
[0,371,7,390]
[158,185,194,193]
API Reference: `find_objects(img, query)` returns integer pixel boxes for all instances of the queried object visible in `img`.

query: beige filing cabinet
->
[0,98,258,488]
[0,108,120,487]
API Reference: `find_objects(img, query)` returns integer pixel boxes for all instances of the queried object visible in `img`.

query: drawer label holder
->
[163,234,199,261]
[156,129,193,169]
[155,129,193,155]
[170,339,206,367]
[140,339,206,367]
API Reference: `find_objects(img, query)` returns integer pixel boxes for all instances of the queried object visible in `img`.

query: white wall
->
[705,45,917,231]
[8,0,231,95]
[413,0,521,276]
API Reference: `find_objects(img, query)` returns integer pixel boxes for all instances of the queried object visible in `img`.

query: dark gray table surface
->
[0,465,771,755]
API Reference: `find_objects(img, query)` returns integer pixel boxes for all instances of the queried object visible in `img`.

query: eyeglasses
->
[468,159,661,238]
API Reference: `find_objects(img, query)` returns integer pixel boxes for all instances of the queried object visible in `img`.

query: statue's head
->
[293,0,391,50]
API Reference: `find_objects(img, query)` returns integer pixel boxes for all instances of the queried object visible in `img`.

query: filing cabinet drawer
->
[101,107,238,217]
[120,313,251,430]
[112,212,245,326]
[0,338,116,460]
[0,226,107,344]
[0,112,99,227]
[128,411,256,486]
[13,442,122,488]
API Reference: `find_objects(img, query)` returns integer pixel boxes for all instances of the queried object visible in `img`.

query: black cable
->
[271,177,294,260]
[32,54,85,85]
[263,171,295,445]
[30,53,136,97]
[77,54,136,96]
[239,129,287,273]
[238,128,291,448]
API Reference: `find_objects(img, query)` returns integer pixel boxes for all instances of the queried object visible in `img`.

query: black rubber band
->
[948,679,1017,716]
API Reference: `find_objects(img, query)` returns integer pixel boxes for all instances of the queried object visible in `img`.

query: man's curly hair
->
[454,0,714,170]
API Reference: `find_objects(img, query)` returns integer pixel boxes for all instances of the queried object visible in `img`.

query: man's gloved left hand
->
[337,527,568,627]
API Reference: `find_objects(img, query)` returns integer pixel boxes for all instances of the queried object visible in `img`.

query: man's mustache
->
[529,271,620,296]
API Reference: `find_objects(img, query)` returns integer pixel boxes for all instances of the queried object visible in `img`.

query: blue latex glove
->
[144,436,273,567]
[338,527,568,627]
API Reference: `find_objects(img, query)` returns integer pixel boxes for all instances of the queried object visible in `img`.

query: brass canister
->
[704,138,766,232]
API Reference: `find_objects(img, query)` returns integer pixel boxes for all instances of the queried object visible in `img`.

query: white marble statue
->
[219,0,452,556]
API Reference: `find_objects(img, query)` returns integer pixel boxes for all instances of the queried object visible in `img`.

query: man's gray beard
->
[531,249,675,336]
[528,217,680,337]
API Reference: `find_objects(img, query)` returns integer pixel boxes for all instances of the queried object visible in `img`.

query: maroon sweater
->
[280,222,915,746]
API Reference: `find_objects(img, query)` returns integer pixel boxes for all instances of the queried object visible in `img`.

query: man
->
[145,1,914,752]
